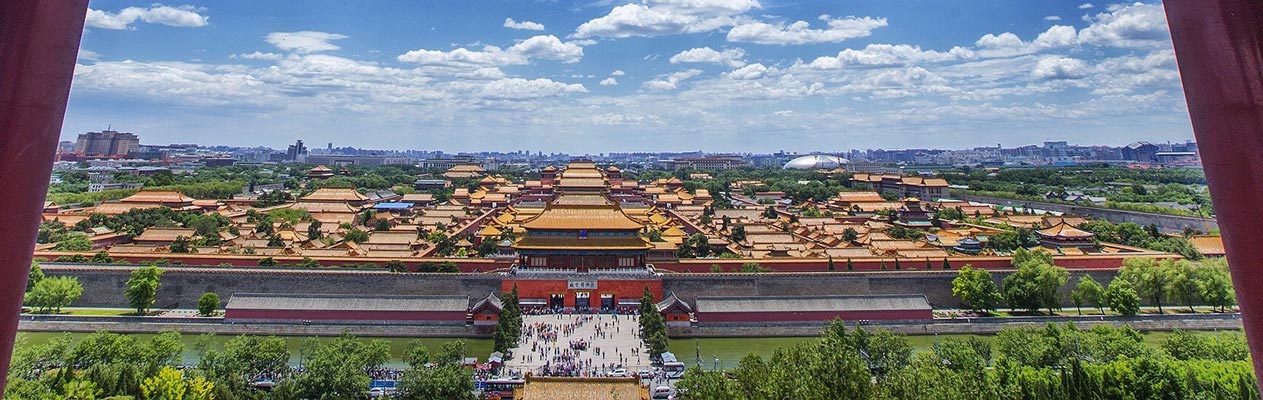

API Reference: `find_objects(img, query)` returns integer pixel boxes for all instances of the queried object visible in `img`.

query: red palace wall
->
[503,279,663,309]
[224,309,467,322]
[697,309,932,323]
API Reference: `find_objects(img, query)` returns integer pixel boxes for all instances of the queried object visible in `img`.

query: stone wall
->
[662,269,1120,308]
[43,265,502,309]
[46,265,1118,310]
[953,194,1218,231]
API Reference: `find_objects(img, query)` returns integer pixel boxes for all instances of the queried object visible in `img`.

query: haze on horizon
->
[64,0,1191,154]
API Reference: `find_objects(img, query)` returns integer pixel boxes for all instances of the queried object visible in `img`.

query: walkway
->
[504,313,650,377]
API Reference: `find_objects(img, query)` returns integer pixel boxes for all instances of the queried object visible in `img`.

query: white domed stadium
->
[783,154,848,170]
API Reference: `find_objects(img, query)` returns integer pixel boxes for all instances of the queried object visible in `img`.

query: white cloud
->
[77,49,102,61]
[266,31,349,54]
[727,15,887,45]
[572,0,760,39]
[669,47,746,67]
[444,78,587,100]
[1079,3,1095,9]
[1032,56,1089,79]
[972,25,1079,57]
[600,77,619,86]
[1044,15,1062,21]
[808,44,973,68]
[611,70,626,76]
[1077,2,1170,48]
[235,51,283,61]
[455,67,508,80]
[644,69,703,90]
[727,63,769,80]
[397,35,584,66]
[85,4,209,30]
[504,18,545,31]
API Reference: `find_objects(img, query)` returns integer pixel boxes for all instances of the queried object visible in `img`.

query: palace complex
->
[36,161,1210,317]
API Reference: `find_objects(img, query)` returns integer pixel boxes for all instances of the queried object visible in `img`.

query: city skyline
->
[65,1,1191,153]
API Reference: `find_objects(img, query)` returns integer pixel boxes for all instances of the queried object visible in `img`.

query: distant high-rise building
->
[73,129,140,156]
[286,140,307,161]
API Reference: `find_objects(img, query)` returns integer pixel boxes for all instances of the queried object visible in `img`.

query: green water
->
[16,332,494,369]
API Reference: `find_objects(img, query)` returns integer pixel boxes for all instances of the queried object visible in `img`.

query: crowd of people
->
[507,309,647,378]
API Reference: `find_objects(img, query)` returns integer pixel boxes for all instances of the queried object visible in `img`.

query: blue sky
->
[66,0,1191,153]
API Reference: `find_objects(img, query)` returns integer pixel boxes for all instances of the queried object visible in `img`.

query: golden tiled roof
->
[291,202,359,213]
[92,202,160,215]
[121,190,196,204]
[1037,221,1096,239]
[301,187,370,202]
[448,164,485,172]
[521,195,645,230]
[513,235,652,250]
[516,377,648,400]
[134,227,196,242]
[1188,235,1224,256]
[558,177,607,188]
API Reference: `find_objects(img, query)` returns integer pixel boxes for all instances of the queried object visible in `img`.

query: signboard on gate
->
[567,280,597,290]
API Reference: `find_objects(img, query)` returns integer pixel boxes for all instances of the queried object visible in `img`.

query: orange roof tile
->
[1037,221,1096,239]
[521,194,644,230]
[121,190,196,204]
[300,187,370,202]
[513,235,651,250]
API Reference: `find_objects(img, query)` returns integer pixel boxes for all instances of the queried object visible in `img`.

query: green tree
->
[198,335,289,397]
[729,224,747,243]
[1002,258,1069,314]
[403,341,430,369]
[477,239,497,257]
[140,366,214,400]
[740,261,767,273]
[24,276,84,313]
[1106,278,1142,316]
[494,286,522,353]
[27,260,45,292]
[125,266,163,315]
[1073,275,1106,315]
[307,219,323,240]
[288,333,389,398]
[843,227,859,243]
[828,256,835,271]
[91,250,114,263]
[169,235,191,253]
[1164,259,1201,313]
[1197,258,1236,312]
[345,228,370,243]
[1120,257,1168,314]
[397,364,477,400]
[385,259,408,272]
[434,340,468,367]
[54,233,92,252]
[952,265,1002,314]
[257,257,276,266]
[197,292,219,317]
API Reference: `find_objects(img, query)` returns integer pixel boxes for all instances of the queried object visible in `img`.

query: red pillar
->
[0,0,89,386]
[1165,0,1263,387]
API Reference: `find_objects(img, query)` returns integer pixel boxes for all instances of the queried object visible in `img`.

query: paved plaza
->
[503,313,652,377]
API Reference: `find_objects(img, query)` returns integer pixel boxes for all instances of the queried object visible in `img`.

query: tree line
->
[677,320,1257,400]
[5,331,480,400]
[951,251,1235,316]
